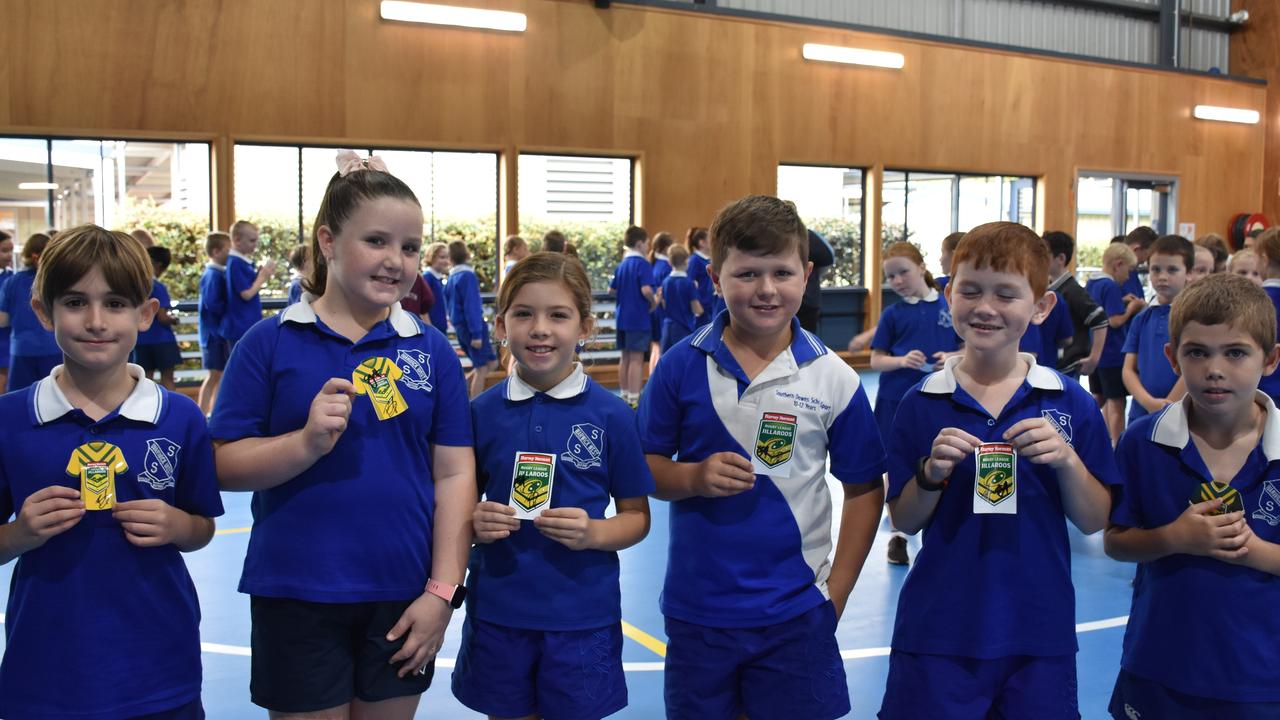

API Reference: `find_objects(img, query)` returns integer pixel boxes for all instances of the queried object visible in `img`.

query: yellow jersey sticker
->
[352,357,408,421]
[66,441,127,510]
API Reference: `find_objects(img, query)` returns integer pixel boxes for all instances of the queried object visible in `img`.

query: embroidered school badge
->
[755,412,797,469]
[1042,409,1073,445]
[937,308,953,329]
[395,349,433,392]
[561,423,604,470]
[138,438,180,491]
[1195,481,1244,515]
[973,442,1017,514]
[510,452,555,519]
[66,441,127,510]
[1254,480,1280,527]
[352,357,408,421]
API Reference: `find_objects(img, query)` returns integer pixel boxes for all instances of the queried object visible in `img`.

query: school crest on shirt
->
[755,412,797,468]
[561,423,604,470]
[395,349,433,392]
[1042,409,1073,445]
[937,308,953,329]
[137,437,181,491]
[1253,480,1280,527]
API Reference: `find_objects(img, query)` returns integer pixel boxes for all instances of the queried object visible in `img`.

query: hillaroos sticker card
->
[973,442,1017,515]
[510,451,555,520]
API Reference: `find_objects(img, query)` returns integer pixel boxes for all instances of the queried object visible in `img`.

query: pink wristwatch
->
[426,578,466,609]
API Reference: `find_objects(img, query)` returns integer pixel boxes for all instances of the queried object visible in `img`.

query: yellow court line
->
[620,620,667,658]
[215,526,252,536]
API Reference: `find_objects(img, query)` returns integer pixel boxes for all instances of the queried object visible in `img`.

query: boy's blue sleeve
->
[1068,385,1122,490]
[640,260,654,289]
[1102,282,1124,318]
[227,258,254,299]
[465,273,486,337]
[208,323,275,441]
[870,305,895,352]
[154,281,172,310]
[427,333,474,447]
[175,405,226,519]
[885,388,929,501]
[828,382,887,485]
[610,266,620,292]
[638,353,682,458]
[608,405,657,498]
[1122,308,1148,355]
[1109,426,1144,528]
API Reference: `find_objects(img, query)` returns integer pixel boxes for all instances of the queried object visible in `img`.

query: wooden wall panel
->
[1232,0,1280,225]
[0,0,1266,260]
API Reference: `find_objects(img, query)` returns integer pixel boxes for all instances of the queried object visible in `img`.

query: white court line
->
[0,613,1127,672]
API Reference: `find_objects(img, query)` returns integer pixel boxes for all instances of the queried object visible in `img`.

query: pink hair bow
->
[335,149,389,176]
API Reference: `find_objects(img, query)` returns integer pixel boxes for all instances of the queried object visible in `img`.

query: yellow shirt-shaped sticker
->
[66,441,128,510]
[352,357,408,421]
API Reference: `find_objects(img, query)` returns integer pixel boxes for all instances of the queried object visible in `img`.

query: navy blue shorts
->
[616,329,651,353]
[879,650,1079,720]
[456,327,496,366]
[663,601,848,720]
[7,353,60,392]
[134,342,183,373]
[200,338,230,372]
[249,596,434,713]
[452,616,626,720]
[1110,668,1280,720]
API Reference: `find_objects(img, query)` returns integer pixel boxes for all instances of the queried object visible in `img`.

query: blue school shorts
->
[616,329,651,353]
[879,650,1079,720]
[451,616,626,720]
[6,353,60,392]
[200,337,230,372]
[1110,669,1280,720]
[134,342,183,373]
[663,601,848,720]
[456,327,496,366]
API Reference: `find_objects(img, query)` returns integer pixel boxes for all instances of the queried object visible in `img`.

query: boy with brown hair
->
[639,195,885,719]
[1106,272,1280,718]
[880,222,1118,719]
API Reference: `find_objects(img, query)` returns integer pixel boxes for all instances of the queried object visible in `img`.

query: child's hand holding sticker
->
[302,378,355,458]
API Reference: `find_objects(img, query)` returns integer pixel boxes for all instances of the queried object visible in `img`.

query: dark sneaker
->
[887,535,910,566]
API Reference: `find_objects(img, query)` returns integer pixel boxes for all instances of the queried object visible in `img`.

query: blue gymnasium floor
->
[0,371,1136,719]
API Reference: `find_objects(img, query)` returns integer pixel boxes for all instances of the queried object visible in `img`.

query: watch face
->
[450,585,467,609]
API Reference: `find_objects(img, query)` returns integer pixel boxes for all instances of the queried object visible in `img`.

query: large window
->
[234,143,499,291]
[776,164,866,287]
[517,153,634,293]
[882,170,1036,276]
[1075,173,1176,270]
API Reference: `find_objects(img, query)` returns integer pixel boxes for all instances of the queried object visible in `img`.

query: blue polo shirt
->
[1124,268,1146,301]
[936,275,949,294]
[886,355,1120,659]
[1112,394,1280,702]
[1085,274,1128,369]
[1260,281,1280,401]
[651,254,673,332]
[0,366,224,719]
[137,279,177,346]
[223,251,262,343]
[687,251,714,325]
[639,314,886,628]
[661,272,698,336]
[445,264,485,338]
[0,269,58,357]
[209,299,473,602]
[198,262,227,346]
[1122,303,1176,422]
[1031,296,1074,369]
[610,251,654,332]
[468,365,654,631]
[870,289,961,439]
[286,276,303,306]
[0,269,12,361]
[424,270,448,330]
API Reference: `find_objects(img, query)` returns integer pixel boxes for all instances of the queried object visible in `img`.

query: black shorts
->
[249,596,435,713]
[133,342,183,373]
[1089,366,1128,399]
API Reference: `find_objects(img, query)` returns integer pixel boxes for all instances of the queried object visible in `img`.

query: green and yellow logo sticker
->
[755,412,797,469]
[511,452,555,516]
[1195,481,1243,515]
[975,442,1016,508]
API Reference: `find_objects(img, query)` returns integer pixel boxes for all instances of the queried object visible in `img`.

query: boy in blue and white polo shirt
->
[444,239,496,398]
[223,220,276,354]
[1122,234,1194,423]
[640,195,886,720]
[880,222,1118,720]
[0,225,223,719]
[609,225,655,408]
[1106,273,1280,719]
[198,231,231,414]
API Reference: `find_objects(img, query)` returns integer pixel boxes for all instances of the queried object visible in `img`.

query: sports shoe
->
[887,535,910,565]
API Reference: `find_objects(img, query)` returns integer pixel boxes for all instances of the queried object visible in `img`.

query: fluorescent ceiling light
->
[1193,105,1260,124]
[380,1,526,32]
[17,182,58,190]
[802,43,904,69]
